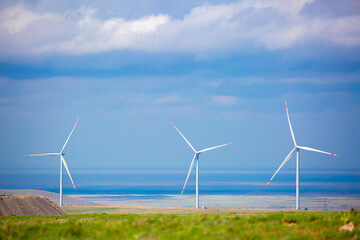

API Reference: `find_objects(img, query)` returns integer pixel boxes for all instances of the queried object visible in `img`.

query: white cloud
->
[324,16,360,47]
[0,4,58,34]
[258,25,307,50]
[210,96,240,105]
[36,10,170,54]
[253,0,313,15]
[206,80,224,88]
[0,77,8,86]
[0,97,11,104]
[155,94,183,104]
[0,0,359,57]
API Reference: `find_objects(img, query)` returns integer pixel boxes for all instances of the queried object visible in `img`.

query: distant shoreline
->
[1,189,359,211]
[69,193,360,211]
[63,205,322,215]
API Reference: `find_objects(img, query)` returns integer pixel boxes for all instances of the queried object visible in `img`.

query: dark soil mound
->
[0,189,92,206]
[0,195,66,216]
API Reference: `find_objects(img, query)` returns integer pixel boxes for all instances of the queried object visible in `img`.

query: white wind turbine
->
[170,121,232,209]
[266,101,337,210]
[23,118,79,206]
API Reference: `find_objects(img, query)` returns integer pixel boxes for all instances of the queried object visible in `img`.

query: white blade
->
[198,142,232,153]
[285,100,297,146]
[266,147,297,187]
[297,146,338,156]
[181,154,197,196]
[23,153,60,157]
[169,121,196,153]
[60,117,79,154]
[61,155,76,189]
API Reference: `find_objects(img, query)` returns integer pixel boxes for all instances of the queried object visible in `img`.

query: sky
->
[0,0,359,173]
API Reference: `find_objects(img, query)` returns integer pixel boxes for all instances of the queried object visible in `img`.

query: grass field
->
[1,209,359,239]
[62,205,282,214]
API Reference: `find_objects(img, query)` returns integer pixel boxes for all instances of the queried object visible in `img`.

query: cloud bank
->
[0,0,359,57]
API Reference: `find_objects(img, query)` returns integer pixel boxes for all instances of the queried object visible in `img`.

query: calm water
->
[1,169,359,195]
[1,169,359,209]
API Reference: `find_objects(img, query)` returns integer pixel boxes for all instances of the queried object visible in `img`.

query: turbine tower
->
[266,101,337,210]
[170,122,232,208]
[24,118,79,206]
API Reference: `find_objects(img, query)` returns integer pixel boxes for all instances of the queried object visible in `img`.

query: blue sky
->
[0,0,359,172]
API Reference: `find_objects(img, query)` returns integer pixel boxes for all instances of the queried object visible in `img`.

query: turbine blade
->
[60,117,79,154]
[23,153,60,157]
[297,146,338,156]
[169,121,196,153]
[198,142,232,153]
[181,154,197,196]
[266,147,296,187]
[61,155,76,189]
[285,100,297,146]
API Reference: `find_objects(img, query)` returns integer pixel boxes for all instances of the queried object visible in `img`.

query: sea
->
[1,169,359,210]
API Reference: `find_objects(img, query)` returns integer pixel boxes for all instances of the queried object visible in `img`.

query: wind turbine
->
[266,101,337,210]
[170,121,232,209]
[23,118,79,206]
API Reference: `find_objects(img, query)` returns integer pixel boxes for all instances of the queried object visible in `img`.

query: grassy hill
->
[1,209,359,239]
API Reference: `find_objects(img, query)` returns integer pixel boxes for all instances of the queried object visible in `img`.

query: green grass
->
[65,207,120,214]
[1,210,360,239]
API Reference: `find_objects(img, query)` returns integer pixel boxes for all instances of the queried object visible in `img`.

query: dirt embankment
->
[0,189,92,206]
[0,195,66,216]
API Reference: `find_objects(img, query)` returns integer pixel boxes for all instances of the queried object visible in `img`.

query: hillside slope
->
[0,195,66,216]
[0,189,91,206]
